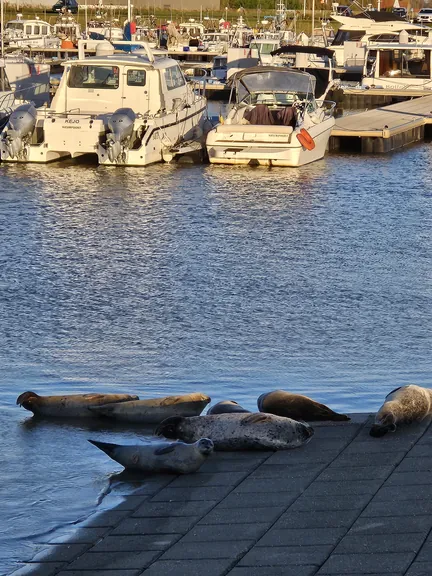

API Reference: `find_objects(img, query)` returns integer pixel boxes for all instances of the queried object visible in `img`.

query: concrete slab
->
[132,501,217,517]
[227,567,318,576]
[248,464,325,479]
[349,516,432,535]
[89,534,181,552]
[275,510,360,529]
[362,500,432,517]
[405,562,432,575]
[317,466,394,482]
[150,486,232,502]
[168,471,248,487]
[111,516,200,535]
[256,527,346,547]
[218,491,297,509]
[318,552,416,573]
[199,506,283,525]
[289,493,371,512]
[304,480,382,496]
[159,540,254,560]
[238,545,334,566]
[334,533,425,554]
[181,523,269,543]
[64,550,160,571]
[10,563,66,576]
[142,559,234,576]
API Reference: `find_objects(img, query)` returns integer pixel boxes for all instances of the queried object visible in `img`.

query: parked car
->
[333,5,353,16]
[392,7,408,18]
[416,8,432,22]
[50,0,79,14]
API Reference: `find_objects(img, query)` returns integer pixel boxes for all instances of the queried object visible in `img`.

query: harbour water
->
[1,147,431,574]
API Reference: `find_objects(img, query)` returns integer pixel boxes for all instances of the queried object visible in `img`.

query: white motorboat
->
[206,66,335,167]
[0,42,208,166]
[4,15,60,49]
[362,41,432,91]
[330,11,431,70]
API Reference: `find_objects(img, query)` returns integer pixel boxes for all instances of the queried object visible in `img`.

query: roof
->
[62,53,179,69]
[367,42,432,49]
[231,65,313,82]
[271,45,334,57]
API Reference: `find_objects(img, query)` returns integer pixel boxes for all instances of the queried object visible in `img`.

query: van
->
[50,0,79,14]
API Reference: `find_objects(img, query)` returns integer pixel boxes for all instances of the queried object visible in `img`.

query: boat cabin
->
[362,42,432,90]
[5,17,53,39]
[51,51,191,115]
[249,38,281,65]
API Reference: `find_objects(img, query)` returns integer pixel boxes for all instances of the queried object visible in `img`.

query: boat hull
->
[206,118,335,167]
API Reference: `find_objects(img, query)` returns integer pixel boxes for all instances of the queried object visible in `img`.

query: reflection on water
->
[0,147,431,573]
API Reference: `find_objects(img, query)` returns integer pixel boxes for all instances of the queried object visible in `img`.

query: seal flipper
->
[370,424,396,437]
[88,439,119,457]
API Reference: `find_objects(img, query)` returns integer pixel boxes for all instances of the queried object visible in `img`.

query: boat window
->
[68,65,120,89]
[127,69,146,86]
[164,65,185,90]
[25,25,32,34]
[379,49,431,78]
[6,23,24,31]
[332,29,366,45]
[368,34,398,43]
[42,26,48,35]
[250,42,278,55]
[34,26,40,35]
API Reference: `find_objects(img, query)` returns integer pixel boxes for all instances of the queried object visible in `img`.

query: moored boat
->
[0,42,209,166]
[206,66,335,167]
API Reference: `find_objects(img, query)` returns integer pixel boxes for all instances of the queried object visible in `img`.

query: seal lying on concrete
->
[88,438,214,473]
[257,390,350,422]
[155,413,314,451]
[16,392,139,418]
[207,400,250,415]
[89,393,211,424]
[370,385,432,437]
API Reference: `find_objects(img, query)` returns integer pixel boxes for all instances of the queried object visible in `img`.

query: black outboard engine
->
[106,108,136,163]
[2,104,37,159]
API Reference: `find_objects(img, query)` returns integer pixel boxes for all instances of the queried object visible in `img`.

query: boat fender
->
[296,128,315,151]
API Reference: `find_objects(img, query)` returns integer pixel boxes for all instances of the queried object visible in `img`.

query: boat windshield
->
[237,69,315,103]
[6,23,24,31]
[250,42,279,55]
[68,65,120,89]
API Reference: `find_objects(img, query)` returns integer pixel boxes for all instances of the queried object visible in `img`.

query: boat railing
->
[317,99,337,117]
[0,80,49,113]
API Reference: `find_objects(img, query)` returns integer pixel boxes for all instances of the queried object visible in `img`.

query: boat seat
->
[217,124,294,134]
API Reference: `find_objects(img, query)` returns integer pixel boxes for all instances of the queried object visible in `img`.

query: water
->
[1,148,431,574]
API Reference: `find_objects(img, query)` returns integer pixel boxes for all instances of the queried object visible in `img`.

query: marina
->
[0,2,431,574]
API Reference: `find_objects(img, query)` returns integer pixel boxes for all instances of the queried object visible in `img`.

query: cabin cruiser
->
[249,38,281,65]
[0,43,208,166]
[4,16,60,49]
[330,11,430,70]
[206,66,335,167]
[362,41,432,91]
[270,45,336,99]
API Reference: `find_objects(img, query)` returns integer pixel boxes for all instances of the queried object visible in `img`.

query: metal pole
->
[311,0,314,42]
[303,0,306,18]
[85,0,88,35]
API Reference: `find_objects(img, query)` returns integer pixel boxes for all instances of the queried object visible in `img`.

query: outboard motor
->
[106,108,136,163]
[2,104,37,159]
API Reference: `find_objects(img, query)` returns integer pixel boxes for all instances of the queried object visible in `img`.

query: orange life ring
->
[296,128,315,151]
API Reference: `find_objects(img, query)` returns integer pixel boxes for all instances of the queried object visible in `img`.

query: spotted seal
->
[155,412,314,451]
[207,400,250,415]
[89,438,214,473]
[370,385,432,437]
[16,391,139,418]
[89,393,211,424]
[257,390,350,422]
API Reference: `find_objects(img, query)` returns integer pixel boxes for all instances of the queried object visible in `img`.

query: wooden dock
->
[329,95,432,154]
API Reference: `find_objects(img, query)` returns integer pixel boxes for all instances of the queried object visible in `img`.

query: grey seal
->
[257,390,350,422]
[370,385,432,437]
[155,412,314,451]
[89,392,211,424]
[16,391,139,418]
[207,400,251,415]
[89,438,214,473]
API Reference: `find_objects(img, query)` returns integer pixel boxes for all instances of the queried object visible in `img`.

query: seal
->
[88,437,214,474]
[257,390,350,422]
[207,400,250,415]
[16,391,139,418]
[370,385,432,437]
[89,392,211,424]
[155,412,314,451]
